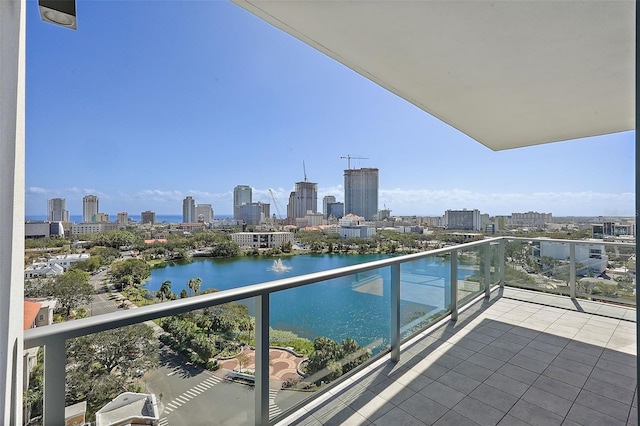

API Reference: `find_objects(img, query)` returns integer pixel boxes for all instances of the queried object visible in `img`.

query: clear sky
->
[25,1,634,218]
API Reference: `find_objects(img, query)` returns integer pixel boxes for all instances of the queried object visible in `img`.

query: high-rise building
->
[141,210,156,225]
[239,203,263,225]
[326,202,344,219]
[344,168,379,220]
[82,195,99,222]
[116,212,128,225]
[183,196,196,223]
[444,209,481,231]
[48,198,69,222]
[233,185,252,220]
[291,181,317,218]
[195,204,214,223]
[323,195,336,219]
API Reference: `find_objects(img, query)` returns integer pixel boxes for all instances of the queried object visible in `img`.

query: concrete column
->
[0,1,26,424]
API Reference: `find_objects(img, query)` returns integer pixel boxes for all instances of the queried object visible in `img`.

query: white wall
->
[0,0,26,424]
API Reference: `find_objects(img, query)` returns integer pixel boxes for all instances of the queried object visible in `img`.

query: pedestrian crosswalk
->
[162,374,222,418]
[269,388,282,418]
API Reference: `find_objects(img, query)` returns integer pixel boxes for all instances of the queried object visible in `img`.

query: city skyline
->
[25,2,634,218]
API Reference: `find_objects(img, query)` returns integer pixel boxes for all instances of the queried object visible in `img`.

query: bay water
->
[145,254,476,352]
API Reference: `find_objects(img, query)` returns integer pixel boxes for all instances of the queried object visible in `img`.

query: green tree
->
[188,277,202,296]
[43,269,93,318]
[158,280,172,302]
[65,324,158,419]
[180,289,188,299]
[109,258,151,289]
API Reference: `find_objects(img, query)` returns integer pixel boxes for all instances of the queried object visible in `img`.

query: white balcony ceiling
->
[233,0,635,151]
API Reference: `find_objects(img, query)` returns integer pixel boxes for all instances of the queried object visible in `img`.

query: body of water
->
[146,254,478,352]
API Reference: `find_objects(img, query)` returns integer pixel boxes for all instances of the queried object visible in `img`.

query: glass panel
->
[23,348,44,425]
[457,246,485,305]
[577,242,636,306]
[503,239,571,296]
[490,242,501,286]
[153,298,256,424]
[400,256,451,338]
[270,270,388,420]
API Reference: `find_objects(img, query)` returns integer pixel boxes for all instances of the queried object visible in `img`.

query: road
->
[87,268,121,316]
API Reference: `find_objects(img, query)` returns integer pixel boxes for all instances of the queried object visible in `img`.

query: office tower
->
[233,185,252,220]
[195,204,214,223]
[323,195,336,219]
[327,202,345,219]
[444,209,481,231]
[141,210,156,225]
[183,196,196,223]
[116,212,128,225]
[48,198,69,222]
[344,168,379,220]
[82,195,99,222]
[291,181,317,218]
[239,203,262,225]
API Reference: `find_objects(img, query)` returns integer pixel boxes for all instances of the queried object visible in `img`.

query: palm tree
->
[188,277,202,296]
[159,280,172,302]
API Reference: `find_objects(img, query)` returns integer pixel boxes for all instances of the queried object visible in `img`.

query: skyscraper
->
[82,195,99,222]
[344,168,379,220]
[141,210,156,225]
[48,198,69,222]
[291,181,317,218]
[195,204,214,223]
[322,195,336,219]
[183,196,196,223]
[233,185,252,220]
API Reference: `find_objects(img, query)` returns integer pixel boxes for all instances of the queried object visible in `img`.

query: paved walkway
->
[217,347,306,382]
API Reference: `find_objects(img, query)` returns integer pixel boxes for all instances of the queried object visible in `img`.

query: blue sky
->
[26,1,634,218]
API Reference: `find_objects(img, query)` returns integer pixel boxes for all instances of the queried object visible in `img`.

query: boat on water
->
[271,258,291,272]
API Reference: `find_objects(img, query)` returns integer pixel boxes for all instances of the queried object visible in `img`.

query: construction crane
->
[340,154,369,169]
[268,189,285,220]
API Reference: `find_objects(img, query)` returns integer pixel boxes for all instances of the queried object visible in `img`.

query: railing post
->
[43,340,66,425]
[569,242,576,299]
[484,243,491,298]
[498,239,505,287]
[390,264,401,363]
[255,294,269,425]
[450,250,458,321]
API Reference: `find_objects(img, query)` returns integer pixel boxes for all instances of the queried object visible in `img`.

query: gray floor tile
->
[550,355,594,376]
[437,370,481,395]
[496,414,530,426]
[566,403,626,426]
[508,399,564,426]
[583,376,636,405]
[600,348,637,368]
[575,389,632,421]
[420,381,466,409]
[453,396,506,426]
[541,365,588,388]
[521,386,572,417]
[433,410,480,426]
[453,360,494,382]
[470,383,518,412]
[595,357,637,379]
[372,407,425,426]
[532,375,580,401]
[557,347,599,366]
[465,353,505,371]
[398,393,448,425]
[484,373,530,398]
[497,363,539,385]
[480,345,516,362]
[564,339,605,358]
[590,366,637,391]
[508,353,549,374]
[525,339,563,355]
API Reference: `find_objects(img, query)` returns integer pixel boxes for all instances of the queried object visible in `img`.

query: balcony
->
[23,237,636,425]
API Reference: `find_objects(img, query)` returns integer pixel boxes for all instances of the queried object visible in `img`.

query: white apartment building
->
[539,239,609,274]
[231,232,294,249]
[71,222,118,235]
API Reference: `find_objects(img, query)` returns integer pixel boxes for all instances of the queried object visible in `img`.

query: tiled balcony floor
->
[277,288,637,426]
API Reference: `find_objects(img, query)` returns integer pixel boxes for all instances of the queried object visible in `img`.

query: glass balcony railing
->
[23,236,635,425]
